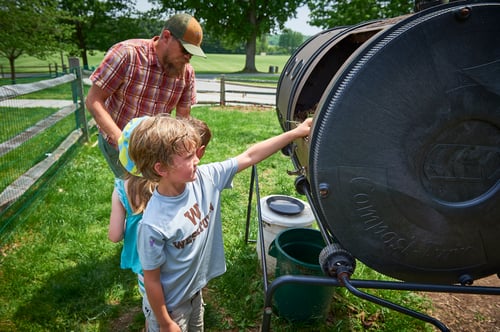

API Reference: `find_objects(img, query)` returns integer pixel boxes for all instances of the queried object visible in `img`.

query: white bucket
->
[256,195,315,276]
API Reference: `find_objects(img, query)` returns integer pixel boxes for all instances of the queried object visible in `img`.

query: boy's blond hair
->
[128,115,201,182]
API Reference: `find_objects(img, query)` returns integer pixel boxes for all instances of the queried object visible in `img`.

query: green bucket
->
[268,227,334,322]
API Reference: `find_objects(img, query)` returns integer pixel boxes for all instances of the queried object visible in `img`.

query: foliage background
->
[0,0,414,76]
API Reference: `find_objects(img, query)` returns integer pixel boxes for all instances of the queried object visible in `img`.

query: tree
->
[158,0,306,72]
[306,0,413,28]
[0,0,71,82]
[58,0,147,69]
[279,28,304,54]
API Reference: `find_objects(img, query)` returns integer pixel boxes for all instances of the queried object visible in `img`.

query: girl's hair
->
[126,175,155,214]
[188,117,211,147]
[128,115,201,182]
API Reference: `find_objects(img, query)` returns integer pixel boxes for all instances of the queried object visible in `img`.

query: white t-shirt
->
[137,158,238,309]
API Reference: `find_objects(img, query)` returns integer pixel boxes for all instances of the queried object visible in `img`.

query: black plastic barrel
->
[276,1,500,284]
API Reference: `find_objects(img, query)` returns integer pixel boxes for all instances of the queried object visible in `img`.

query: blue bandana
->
[118,116,150,176]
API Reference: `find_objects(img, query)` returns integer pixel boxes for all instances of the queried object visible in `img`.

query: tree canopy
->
[0,0,71,81]
[0,0,417,78]
[279,29,305,54]
[58,0,153,69]
[158,0,306,72]
[306,0,414,28]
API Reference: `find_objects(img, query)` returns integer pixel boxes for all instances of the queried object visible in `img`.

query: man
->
[85,13,206,178]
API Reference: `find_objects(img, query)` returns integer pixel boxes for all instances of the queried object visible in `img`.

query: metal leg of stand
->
[245,165,271,288]
[260,275,451,332]
[340,275,449,332]
[244,165,256,244]
[261,273,500,332]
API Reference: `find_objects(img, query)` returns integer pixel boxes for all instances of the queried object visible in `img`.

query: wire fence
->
[0,64,70,85]
[0,58,88,240]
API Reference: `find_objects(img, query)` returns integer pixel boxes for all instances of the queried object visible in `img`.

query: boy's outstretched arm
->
[235,117,312,173]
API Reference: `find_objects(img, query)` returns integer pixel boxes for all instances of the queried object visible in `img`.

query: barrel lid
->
[260,195,315,227]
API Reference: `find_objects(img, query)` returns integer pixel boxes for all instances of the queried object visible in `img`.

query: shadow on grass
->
[202,238,344,331]
[13,248,143,331]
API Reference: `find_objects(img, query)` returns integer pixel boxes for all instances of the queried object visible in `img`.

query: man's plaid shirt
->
[90,37,197,143]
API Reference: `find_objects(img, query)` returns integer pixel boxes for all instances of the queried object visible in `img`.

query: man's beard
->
[162,55,186,77]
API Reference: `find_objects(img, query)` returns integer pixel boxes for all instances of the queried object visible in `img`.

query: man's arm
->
[235,117,312,173]
[85,84,122,147]
[175,105,191,118]
[143,268,181,332]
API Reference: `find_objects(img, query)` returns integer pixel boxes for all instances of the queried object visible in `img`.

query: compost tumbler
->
[276,0,500,285]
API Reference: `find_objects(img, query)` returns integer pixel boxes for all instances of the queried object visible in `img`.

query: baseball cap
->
[118,116,150,176]
[164,13,206,58]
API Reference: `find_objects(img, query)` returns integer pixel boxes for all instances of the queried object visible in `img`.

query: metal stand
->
[245,165,500,332]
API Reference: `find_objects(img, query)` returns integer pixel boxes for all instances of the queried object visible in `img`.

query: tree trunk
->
[242,4,258,73]
[80,48,89,70]
[75,22,89,70]
[242,35,258,73]
[9,56,16,84]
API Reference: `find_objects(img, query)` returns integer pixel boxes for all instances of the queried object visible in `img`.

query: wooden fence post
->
[68,57,89,142]
[219,74,226,106]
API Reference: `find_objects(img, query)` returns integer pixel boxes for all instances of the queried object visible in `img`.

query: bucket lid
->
[260,195,315,227]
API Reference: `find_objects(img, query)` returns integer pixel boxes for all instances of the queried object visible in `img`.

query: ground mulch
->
[424,274,500,331]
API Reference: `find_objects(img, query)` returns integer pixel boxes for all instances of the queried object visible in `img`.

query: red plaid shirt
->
[90,37,197,142]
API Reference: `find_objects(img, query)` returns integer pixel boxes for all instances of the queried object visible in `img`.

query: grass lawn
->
[0,105,434,331]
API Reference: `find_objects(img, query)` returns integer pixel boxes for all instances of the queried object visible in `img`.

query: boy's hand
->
[160,321,181,332]
[293,117,313,138]
[235,116,314,173]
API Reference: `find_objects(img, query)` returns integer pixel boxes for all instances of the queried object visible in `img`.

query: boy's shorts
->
[143,291,204,332]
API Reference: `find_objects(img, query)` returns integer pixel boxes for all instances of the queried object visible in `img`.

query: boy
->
[127,115,312,331]
[109,115,213,331]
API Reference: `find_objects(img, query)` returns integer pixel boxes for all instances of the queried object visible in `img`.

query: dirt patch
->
[109,306,143,332]
[424,274,500,331]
